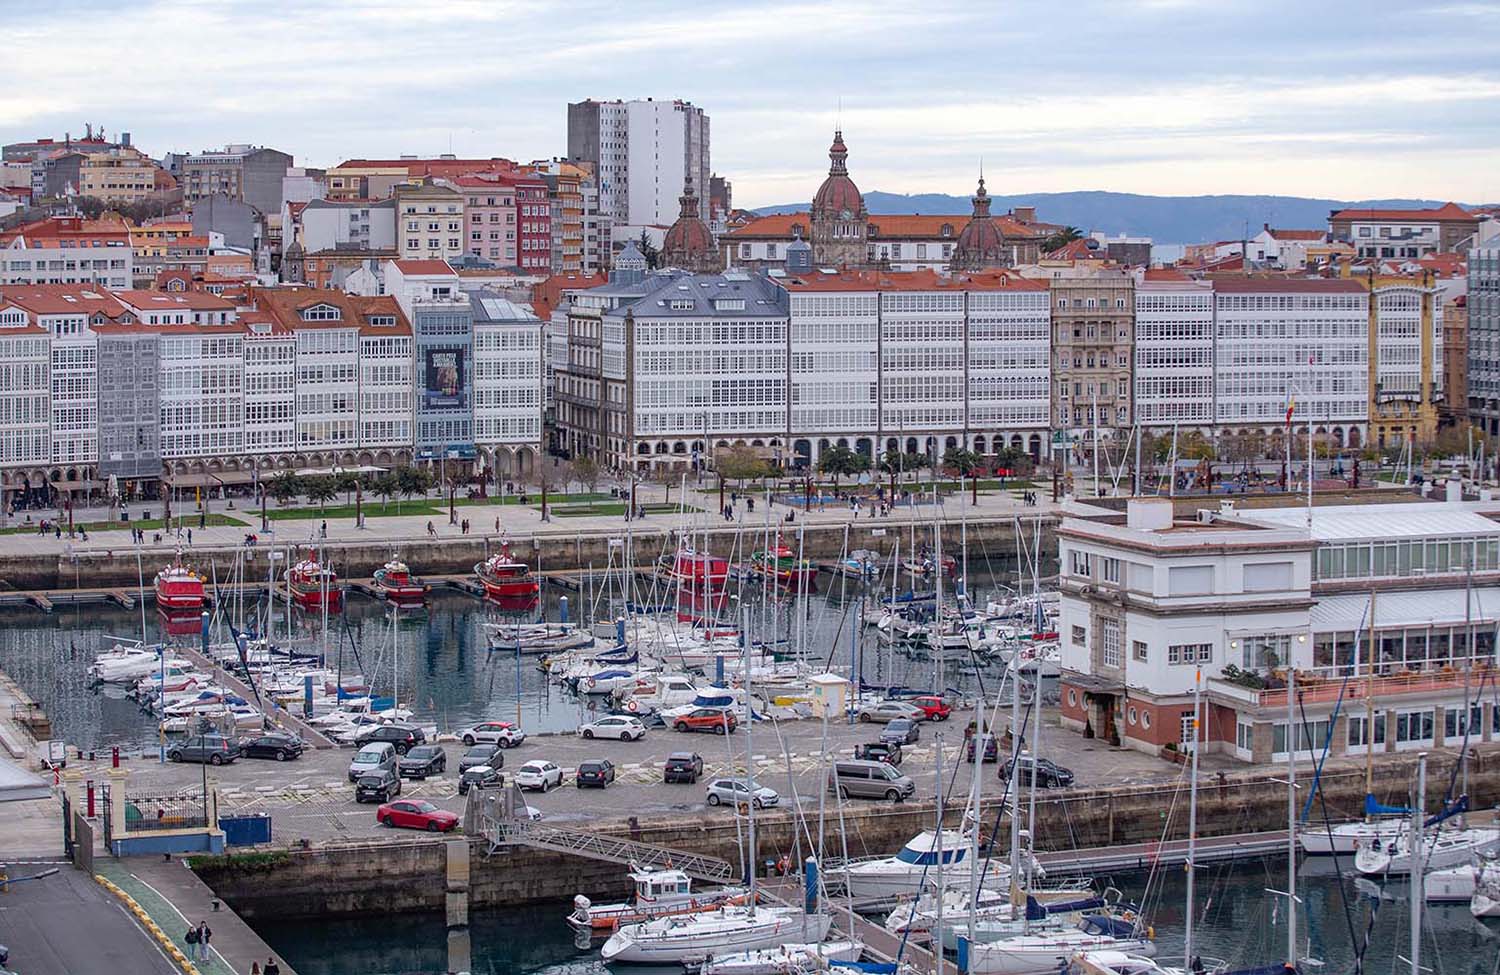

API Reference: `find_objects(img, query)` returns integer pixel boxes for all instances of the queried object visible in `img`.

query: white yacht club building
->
[1059,495,1500,764]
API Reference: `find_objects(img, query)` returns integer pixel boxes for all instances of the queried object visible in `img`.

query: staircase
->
[478,792,734,883]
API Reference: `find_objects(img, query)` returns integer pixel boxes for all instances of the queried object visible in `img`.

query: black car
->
[965,734,998,763]
[663,751,704,784]
[239,732,304,762]
[398,744,447,779]
[854,742,903,766]
[355,767,402,803]
[459,744,502,774]
[458,764,504,795]
[576,759,616,788]
[354,723,425,755]
[1003,756,1074,788]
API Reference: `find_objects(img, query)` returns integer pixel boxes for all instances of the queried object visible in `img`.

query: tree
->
[716,446,773,488]
[396,466,433,513]
[637,230,662,269]
[817,445,867,491]
[943,448,983,477]
[573,455,602,494]
[335,471,361,505]
[269,470,301,507]
[1043,226,1085,252]
[302,475,337,512]
[370,473,399,512]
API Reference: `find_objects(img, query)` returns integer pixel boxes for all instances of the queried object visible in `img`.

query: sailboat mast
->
[1185,668,1201,968]
[933,727,945,966]
[1286,666,1297,965]
[743,603,757,913]
[1410,753,1427,975]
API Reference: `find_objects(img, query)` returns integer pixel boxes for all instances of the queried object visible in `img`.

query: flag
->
[1285,396,1295,424]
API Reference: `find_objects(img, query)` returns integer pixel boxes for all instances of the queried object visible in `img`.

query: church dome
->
[950,176,1008,270]
[661,179,721,273]
[811,130,865,217]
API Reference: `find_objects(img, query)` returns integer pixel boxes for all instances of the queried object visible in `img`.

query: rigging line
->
[1301,598,1371,822]
[1296,690,1361,970]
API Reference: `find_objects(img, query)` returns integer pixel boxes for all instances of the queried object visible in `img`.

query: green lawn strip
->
[548,502,697,518]
[265,502,441,521]
[0,514,247,535]
[95,861,235,975]
[453,492,611,507]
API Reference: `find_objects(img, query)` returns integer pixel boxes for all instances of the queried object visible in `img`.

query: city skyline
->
[4,0,1499,208]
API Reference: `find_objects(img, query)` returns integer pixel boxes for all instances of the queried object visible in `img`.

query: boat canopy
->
[1363,793,1411,817]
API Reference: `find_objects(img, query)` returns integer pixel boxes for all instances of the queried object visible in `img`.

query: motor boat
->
[475,544,541,599]
[835,550,881,579]
[161,704,263,734]
[574,667,650,696]
[661,548,730,590]
[957,915,1156,975]
[161,689,249,717]
[285,557,342,611]
[90,646,176,684]
[131,664,211,698]
[566,866,749,935]
[155,555,207,612]
[1006,642,1062,678]
[834,829,1017,902]
[487,621,593,655]
[372,556,430,606]
[598,906,833,964]
[749,543,817,590]
[614,674,703,714]
[696,940,863,975]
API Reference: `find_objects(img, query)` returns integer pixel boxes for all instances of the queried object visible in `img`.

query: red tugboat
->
[154,554,207,612]
[475,543,540,600]
[285,556,343,611]
[372,555,430,607]
[660,547,729,590]
[748,541,818,591]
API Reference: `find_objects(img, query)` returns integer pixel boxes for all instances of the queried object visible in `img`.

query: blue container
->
[218,814,272,846]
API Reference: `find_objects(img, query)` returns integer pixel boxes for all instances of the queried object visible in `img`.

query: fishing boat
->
[285,557,342,611]
[696,940,863,975]
[599,904,833,964]
[661,548,731,590]
[566,867,749,935]
[748,543,817,590]
[835,550,881,579]
[372,556,430,606]
[475,544,541,600]
[155,554,207,611]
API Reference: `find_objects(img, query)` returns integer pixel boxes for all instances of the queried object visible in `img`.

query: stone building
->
[659,180,722,273]
[1050,271,1135,458]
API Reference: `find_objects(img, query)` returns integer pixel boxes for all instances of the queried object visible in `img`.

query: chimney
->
[1126,497,1173,531]
[1013,206,1036,224]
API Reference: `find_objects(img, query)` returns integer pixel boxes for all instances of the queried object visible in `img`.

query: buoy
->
[627,700,639,713]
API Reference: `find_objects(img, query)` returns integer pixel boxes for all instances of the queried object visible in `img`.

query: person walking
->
[197,921,212,963]
[320,520,327,539]
[264,958,281,975]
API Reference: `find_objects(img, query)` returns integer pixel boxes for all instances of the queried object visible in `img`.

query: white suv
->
[461,721,526,748]
[514,759,563,792]
[579,715,647,741]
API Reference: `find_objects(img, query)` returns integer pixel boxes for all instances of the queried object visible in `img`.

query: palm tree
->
[817,445,867,492]
[1043,226,1085,252]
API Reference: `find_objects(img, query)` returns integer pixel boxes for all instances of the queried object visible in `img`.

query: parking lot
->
[70,705,1196,846]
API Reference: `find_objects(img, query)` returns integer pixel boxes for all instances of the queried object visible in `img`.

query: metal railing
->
[123,789,208,833]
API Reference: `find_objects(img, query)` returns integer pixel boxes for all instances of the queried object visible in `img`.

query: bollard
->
[111,746,119,769]
[86,780,95,818]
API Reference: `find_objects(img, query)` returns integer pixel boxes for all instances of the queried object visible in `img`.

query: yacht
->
[835,829,1017,902]
[697,940,862,975]
[1424,858,1500,902]
[599,906,832,964]
[1354,824,1500,875]
[567,867,749,935]
[957,915,1156,975]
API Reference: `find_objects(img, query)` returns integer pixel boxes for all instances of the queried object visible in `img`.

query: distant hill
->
[754,191,1486,245]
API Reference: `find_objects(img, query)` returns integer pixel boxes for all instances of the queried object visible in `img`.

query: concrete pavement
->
[0,862,178,975]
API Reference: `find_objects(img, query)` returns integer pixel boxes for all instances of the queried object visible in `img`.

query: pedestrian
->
[54,524,61,539]
[185,924,199,954]
[252,964,261,975]
[187,528,193,544]
[426,521,436,538]
[494,516,500,533]
[320,520,327,539]
[197,921,212,962]
[265,958,281,975]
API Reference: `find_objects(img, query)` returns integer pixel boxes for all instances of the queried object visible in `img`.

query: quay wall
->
[192,750,1499,919]
[0,517,1058,591]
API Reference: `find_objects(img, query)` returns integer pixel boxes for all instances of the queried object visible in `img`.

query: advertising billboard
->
[423,347,467,409]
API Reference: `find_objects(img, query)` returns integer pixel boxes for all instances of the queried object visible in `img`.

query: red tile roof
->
[0,216,131,247]
[1143,267,1192,282]
[1045,238,1105,261]
[391,259,455,275]
[114,290,237,312]
[727,211,1043,241]
[1211,276,1366,294]
[1267,228,1326,242]
[531,272,608,320]
[780,268,1046,293]
[0,284,130,318]
[1329,202,1477,223]
[249,286,412,336]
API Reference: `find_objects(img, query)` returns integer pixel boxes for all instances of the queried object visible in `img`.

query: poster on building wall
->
[423,348,466,408]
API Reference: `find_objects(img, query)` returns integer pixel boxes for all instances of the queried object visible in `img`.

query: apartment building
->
[1050,271,1135,454]
[298,198,396,254]
[1058,495,1500,763]
[168,145,292,216]
[386,261,474,461]
[567,98,710,229]
[1328,203,1481,259]
[470,290,543,475]
[394,182,466,263]
[0,301,51,475]
[1469,245,1500,435]
[77,147,174,202]
[0,217,133,290]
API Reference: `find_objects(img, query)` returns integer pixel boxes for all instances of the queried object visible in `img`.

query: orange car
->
[673,708,738,734]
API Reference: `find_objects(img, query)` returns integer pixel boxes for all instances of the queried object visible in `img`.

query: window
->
[1133,640,1148,662]
[1167,565,1213,595]
[1102,557,1120,584]
[1395,709,1435,747]
[1168,643,1212,665]
[1444,704,1483,740]
[1244,562,1293,592]
[1071,625,1086,647]
[1236,719,1253,755]
[1101,619,1122,668]
[1274,718,1332,756]
[1070,550,1091,577]
[1348,714,1385,750]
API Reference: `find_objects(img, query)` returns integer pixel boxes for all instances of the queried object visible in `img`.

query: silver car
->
[855,700,926,724]
[705,777,779,809]
[579,714,647,741]
[347,741,397,782]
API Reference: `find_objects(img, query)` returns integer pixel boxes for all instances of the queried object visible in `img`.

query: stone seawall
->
[0,517,1057,591]
[193,751,1498,920]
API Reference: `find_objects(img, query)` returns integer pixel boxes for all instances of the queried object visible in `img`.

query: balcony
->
[1208,663,1494,713]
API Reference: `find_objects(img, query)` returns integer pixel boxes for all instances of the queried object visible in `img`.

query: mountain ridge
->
[752,191,1491,246]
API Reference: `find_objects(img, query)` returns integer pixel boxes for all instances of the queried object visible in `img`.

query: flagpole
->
[1306,354,1314,530]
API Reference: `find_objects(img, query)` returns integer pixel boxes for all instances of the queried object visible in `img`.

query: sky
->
[4,0,1499,209]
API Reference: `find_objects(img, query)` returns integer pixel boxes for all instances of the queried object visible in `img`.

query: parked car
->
[514,759,563,792]
[576,759,616,788]
[377,798,458,832]
[853,741,903,765]
[881,717,921,746]
[238,732,304,762]
[461,721,526,748]
[663,751,704,784]
[1004,756,1074,788]
[398,744,447,779]
[674,708,737,734]
[166,734,239,766]
[352,723,424,755]
[966,734,998,763]
[828,759,916,801]
[579,714,647,741]
[855,700,926,724]
[705,778,779,809]
[459,743,502,774]
[348,742,397,782]
[910,695,953,722]
[355,767,401,803]
[458,764,504,795]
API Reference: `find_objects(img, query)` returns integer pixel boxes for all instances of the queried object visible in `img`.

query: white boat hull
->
[600,908,832,964]
[1299,820,1403,856]
[960,931,1156,975]
[698,940,861,975]
[1354,828,1500,876]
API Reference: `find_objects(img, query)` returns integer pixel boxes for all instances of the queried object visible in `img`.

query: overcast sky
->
[5,0,1498,208]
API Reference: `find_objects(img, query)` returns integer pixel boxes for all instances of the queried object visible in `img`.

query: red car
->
[377,799,460,832]
[911,695,952,722]
[674,708,738,734]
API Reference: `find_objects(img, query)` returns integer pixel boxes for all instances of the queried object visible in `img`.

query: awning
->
[291,465,387,477]
[162,471,257,488]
